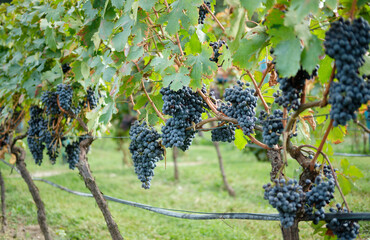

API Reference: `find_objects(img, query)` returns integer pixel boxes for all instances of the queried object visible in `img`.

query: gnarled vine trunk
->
[267,149,300,240]
[12,146,52,240]
[76,138,124,240]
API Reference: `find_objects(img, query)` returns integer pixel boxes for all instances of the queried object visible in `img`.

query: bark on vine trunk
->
[76,138,124,240]
[281,219,299,240]
[213,142,235,197]
[173,147,179,181]
[12,146,51,240]
[267,149,300,240]
[0,170,6,233]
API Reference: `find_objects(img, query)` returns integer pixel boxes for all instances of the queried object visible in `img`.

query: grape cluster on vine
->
[65,141,80,170]
[219,81,257,135]
[305,165,336,224]
[27,106,47,165]
[211,122,235,143]
[324,17,370,126]
[56,83,73,112]
[209,40,228,63]
[41,91,60,115]
[326,204,360,240]
[85,88,98,110]
[273,67,318,111]
[198,1,211,24]
[129,121,164,189]
[263,179,305,228]
[259,109,284,147]
[62,63,71,74]
[160,86,207,151]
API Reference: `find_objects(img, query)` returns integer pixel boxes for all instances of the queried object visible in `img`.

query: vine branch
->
[354,119,370,134]
[309,119,334,170]
[202,3,225,32]
[246,70,269,114]
[141,79,167,122]
[320,64,336,107]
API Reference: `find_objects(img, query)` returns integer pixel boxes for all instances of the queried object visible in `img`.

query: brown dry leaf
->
[301,112,316,131]
[0,147,8,159]
[269,70,277,87]
[299,116,310,140]
[10,153,16,165]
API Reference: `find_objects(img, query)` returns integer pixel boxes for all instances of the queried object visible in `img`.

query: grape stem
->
[197,89,270,150]
[129,95,141,115]
[245,70,270,114]
[298,144,350,212]
[201,3,225,32]
[56,98,89,132]
[320,64,336,107]
[309,119,334,170]
[258,62,274,89]
[350,0,357,21]
[163,0,185,58]
[354,120,370,134]
[141,78,167,122]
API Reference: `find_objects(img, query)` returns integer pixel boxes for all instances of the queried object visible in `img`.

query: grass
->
[0,138,369,240]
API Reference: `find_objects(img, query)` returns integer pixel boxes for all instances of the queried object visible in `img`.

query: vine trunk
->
[76,138,124,240]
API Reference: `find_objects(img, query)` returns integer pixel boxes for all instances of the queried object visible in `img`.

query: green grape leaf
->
[301,35,322,73]
[139,0,156,11]
[184,33,202,55]
[240,0,263,16]
[340,158,350,172]
[284,0,320,26]
[102,67,116,82]
[337,174,351,196]
[186,45,218,87]
[100,99,116,124]
[45,27,57,52]
[134,94,147,110]
[98,19,114,40]
[325,0,337,9]
[163,67,191,91]
[112,29,131,52]
[274,37,301,77]
[111,0,124,9]
[359,55,370,76]
[318,56,334,84]
[81,61,90,80]
[150,50,174,74]
[233,32,268,70]
[158,0,201,36]
[328,125,345,144]
[234,129,247,150]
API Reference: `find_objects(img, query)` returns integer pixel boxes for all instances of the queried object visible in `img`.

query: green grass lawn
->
[0,138,369,240]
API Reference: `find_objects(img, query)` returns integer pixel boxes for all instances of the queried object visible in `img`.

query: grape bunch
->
[160,86,207,151]
[62,63,71,74]
[41,91,60,115]
[211,122,235,143]
[273,67,318,111]
[0,131,9,149]
[263,179,305,228]
[324,17,370,126]
[259,109,284,147]
[198,1,211,24]
[305,165,335,224]
[85,88,98,110]
[129,121,164,189]
[56,83,73,112]
[209,40,228,63]
[27,106,47,165]
[219,81,257,135]
[65,141,80,170]
[326,204,360,240]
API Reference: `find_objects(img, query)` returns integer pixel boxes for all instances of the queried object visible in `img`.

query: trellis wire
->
[0,159,369,222]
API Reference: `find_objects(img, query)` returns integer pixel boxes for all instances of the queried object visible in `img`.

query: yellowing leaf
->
[10,154,16,165]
